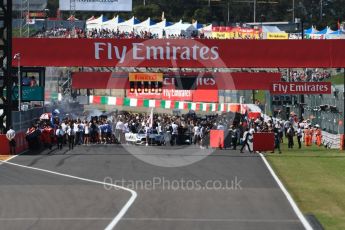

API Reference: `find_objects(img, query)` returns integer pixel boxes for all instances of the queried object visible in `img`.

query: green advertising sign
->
[12,86,44,101]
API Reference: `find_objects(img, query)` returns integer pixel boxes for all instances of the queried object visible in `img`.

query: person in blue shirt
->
[106,122,112,144]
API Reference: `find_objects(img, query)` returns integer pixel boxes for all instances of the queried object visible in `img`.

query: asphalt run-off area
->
[0,145,308,230]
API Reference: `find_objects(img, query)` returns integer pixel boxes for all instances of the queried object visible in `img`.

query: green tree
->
[133,4,162,21]
[193,7,212,24]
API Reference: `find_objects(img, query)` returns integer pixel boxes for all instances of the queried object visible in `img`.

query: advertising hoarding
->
[13,38,345,68]
[270,82,332,95]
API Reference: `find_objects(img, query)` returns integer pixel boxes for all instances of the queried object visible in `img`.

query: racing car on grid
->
[125,129,165,145]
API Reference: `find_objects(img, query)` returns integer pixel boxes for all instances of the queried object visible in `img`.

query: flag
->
[161,100,172,109]
[174,101,188,110]
[123,98,143,107]
[149,108,153,128]
[200,103,209,112]
[107,96,123,106]
[101,96,108,105]
[161,11,165,21]
[144,99,159,108]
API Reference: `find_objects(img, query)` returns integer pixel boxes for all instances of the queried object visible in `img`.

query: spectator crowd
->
[24,110,323,154]
[282,69,332,82]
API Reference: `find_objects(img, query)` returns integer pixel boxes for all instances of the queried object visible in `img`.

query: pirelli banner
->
[59,0,132,12]
[12,38,345,68]
[128,73,163,82]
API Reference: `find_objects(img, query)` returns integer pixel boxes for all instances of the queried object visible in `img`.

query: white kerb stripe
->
[259,153,313,230]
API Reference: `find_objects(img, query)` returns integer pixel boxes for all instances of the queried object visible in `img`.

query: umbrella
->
[40,113,52,120]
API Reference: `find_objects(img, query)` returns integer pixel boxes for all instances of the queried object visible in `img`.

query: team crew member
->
[240,128,253,153]
[287,124,294,148]
[170,121,178,146]
[6,127,16,154]
[304,126,311,146]
[230,125,239,150]
[56,125,65,150]
[271,127,282,154]
[84,121,90,145]
[296,124,303,149]
[67,124,76,150]
[309,126,314,146]
[315,125,322,146]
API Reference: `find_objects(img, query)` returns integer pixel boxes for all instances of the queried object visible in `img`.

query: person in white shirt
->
[67,124,76,150]
[78,121,85,145]
[217,123,225,130]
[193,124,200,145]
[6,127,16,154]
[240,127,253,153]
[115,119,125,143]
[73,122,79,145]
[61,121,67,144]
[55,125,65,150]
[170,122,178,146]
[84,121,90,145]
[145,125,150,146]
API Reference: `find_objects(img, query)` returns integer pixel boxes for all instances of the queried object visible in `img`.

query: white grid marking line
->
[0,159,137,230]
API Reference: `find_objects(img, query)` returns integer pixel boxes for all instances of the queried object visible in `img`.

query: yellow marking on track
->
[0,155,11,161]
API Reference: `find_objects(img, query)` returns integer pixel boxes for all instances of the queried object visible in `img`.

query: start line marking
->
[0,158,137,230]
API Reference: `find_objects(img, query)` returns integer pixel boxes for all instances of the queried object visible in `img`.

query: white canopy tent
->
[148,19,172,38]
[199,24,212,37]
[102,15,123,30]
[164,20,197,37]
[117,16,140,33]
[86,15,107,30]
[133,17,156,34]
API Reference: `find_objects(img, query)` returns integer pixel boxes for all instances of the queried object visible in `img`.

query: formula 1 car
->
[125,129,165,145]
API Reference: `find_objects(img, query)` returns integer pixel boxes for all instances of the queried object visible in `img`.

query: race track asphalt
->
[0,144,306,230]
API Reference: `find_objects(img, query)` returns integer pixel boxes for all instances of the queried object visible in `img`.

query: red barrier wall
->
[210,130,225,148]
[253,133,275,151]
[0,132,28,155]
